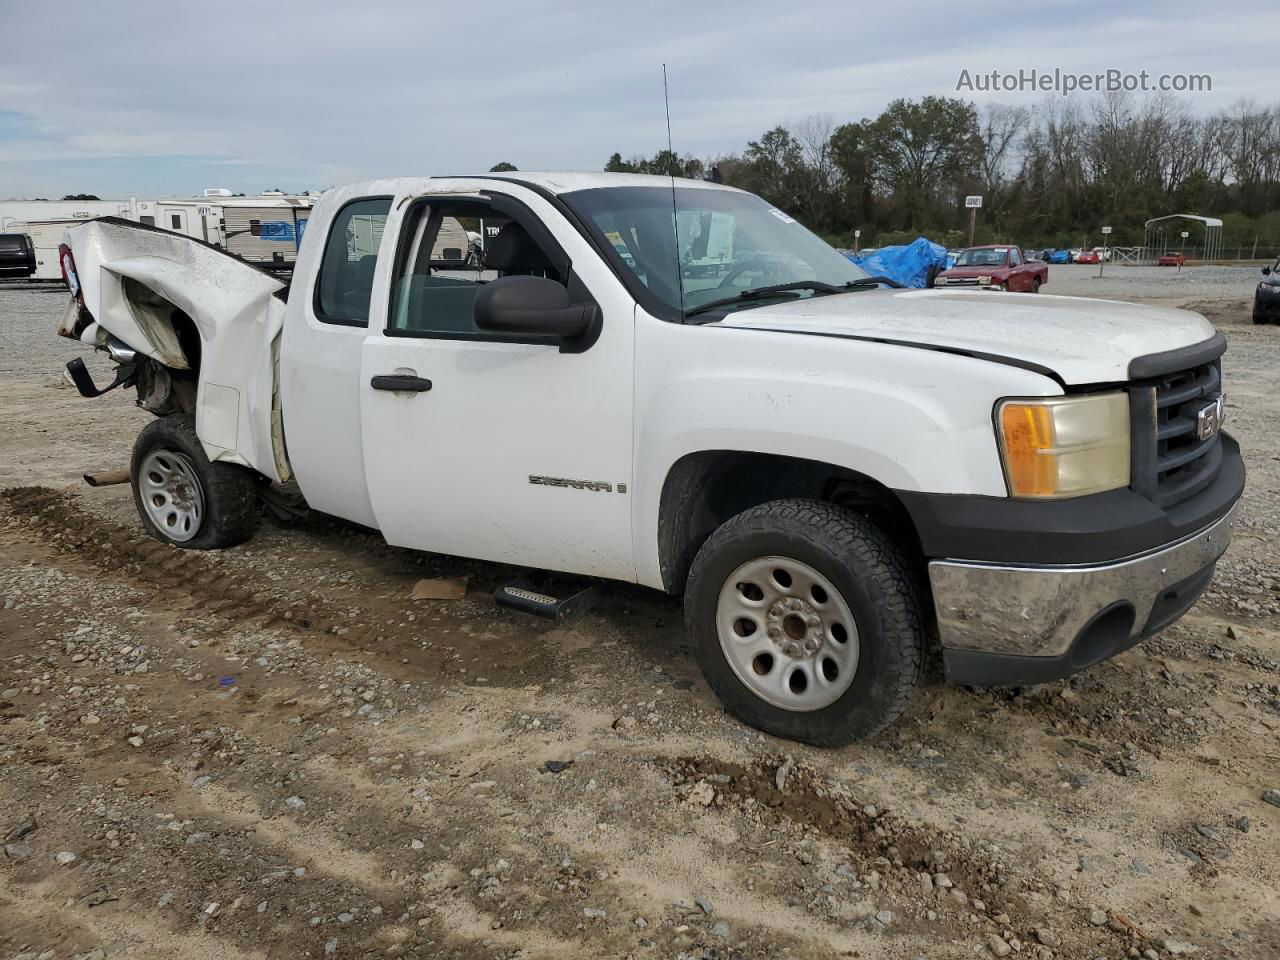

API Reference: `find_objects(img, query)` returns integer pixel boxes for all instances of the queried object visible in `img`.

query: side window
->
[169,213,182,230]
[317,197,392,325]
[1009,248,1022,266]
[388,198,564,337]
[139,215,155,226]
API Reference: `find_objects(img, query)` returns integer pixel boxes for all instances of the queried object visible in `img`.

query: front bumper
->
[929,502,1238,686]
[1254,287,1280,322]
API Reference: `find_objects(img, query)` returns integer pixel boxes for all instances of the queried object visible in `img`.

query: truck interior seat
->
[344,254,379,321]
[484,222,555,278]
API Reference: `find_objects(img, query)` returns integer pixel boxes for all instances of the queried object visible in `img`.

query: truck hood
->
[714,288,1216,385]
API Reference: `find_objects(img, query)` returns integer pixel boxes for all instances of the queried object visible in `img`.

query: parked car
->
[0,232,36,279]
[1091,246,1112,262]
[1047,249,1072,264]
[54,173,1243,747]
[1158,252,1187,266]
[933,244,1048,292]
[1254,257,1280,324]
[1075,250,1101,265]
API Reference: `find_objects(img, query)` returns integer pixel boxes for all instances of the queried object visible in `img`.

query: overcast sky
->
[0,0,1268,199]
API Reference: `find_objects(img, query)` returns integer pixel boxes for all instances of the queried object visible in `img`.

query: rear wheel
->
[131,414,260,549]
[685,499,925,746]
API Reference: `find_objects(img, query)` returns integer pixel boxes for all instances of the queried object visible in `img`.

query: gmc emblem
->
[1196,394,1226,441]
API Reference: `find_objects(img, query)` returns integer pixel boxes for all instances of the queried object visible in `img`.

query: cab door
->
[357,185,637,581]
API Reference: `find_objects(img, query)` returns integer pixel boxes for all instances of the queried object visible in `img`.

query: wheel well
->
[657,451,925,594]
[119,277,201,416]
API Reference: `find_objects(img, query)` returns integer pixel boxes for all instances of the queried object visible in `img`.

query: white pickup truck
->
[55,172,1244,746]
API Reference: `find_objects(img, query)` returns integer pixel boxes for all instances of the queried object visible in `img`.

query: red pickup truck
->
[934,244,1048,293]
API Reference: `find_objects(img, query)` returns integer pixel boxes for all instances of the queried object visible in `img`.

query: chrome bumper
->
[929,503,1238,659]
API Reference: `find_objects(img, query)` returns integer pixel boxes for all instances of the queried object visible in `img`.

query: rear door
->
[280,192,395,528]
[356,183,637,581]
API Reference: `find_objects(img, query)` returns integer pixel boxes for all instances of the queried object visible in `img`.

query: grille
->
[1130,359,1223,508]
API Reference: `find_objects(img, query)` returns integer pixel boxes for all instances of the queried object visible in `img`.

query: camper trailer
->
[20,219,97,280]
[130,194,316,270]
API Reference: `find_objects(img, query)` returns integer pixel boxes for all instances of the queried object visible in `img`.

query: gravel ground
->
[1,285,1278,960]
[1040,263,1265,302]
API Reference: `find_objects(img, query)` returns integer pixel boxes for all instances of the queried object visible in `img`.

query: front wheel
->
[1031,277,1042,293]
[131,414,261,549]
[684,499,925,746]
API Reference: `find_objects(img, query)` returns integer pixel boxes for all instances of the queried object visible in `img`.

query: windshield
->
[560,186,869,317]
[953,248,1008,267]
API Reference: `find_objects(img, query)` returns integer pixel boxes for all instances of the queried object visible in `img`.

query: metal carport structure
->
[1143,214,1223,263]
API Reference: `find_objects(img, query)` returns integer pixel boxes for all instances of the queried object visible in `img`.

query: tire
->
[684,499,925,746]
[130,414,260,549]
[1032,277,1042,293]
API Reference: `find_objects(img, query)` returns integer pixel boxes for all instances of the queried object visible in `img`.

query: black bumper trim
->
[1127,332,1226,380]
[896,433,1244,566]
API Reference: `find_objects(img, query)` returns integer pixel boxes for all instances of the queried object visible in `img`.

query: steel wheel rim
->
[139,449,205,543]
[715,555,860,712]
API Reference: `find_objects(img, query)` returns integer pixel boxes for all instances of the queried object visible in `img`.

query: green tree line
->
[604,93,1280,254]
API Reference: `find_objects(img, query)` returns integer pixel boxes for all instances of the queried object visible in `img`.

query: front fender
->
[631,320,1060,588]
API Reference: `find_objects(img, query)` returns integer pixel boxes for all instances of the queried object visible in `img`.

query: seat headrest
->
[484,222,553,274]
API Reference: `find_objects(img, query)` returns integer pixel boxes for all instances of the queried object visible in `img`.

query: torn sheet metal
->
[62,218,291,482]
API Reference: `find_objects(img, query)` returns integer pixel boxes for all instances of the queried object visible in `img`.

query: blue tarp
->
[847,237,948,289]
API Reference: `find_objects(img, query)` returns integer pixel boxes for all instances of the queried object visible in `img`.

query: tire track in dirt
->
[665,755,1150,959]
[0,485,566,688]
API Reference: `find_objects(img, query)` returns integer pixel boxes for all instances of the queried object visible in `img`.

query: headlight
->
[996,393,1130,498]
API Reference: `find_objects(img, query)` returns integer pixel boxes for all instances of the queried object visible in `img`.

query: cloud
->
[0,0,1265,197]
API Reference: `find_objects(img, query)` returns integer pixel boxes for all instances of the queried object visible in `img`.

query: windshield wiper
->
[842,275,905,289]
[684,281,850,320]
[683,276,904,322]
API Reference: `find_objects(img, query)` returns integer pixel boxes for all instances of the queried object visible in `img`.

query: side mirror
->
[474,275,595,339]
[1263,266,1272,276]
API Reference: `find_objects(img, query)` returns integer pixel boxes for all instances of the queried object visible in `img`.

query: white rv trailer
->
[129,194,316,269]
[0,199,127,234]
[16,219,100,280]
[12,191,459,281]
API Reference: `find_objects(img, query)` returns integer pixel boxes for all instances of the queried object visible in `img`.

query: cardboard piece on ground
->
[409,576,468,601]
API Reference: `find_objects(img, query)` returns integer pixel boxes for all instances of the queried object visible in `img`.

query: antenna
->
[663,63,685,317]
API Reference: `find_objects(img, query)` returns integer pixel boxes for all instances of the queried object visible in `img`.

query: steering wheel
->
[715,257,774,290]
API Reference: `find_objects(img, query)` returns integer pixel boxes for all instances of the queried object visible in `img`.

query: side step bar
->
[495,577,600,623]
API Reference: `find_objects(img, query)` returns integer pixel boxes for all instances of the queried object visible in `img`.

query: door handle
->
[370,374,433,392]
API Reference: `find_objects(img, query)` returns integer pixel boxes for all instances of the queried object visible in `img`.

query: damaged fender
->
[61,217,291,483]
